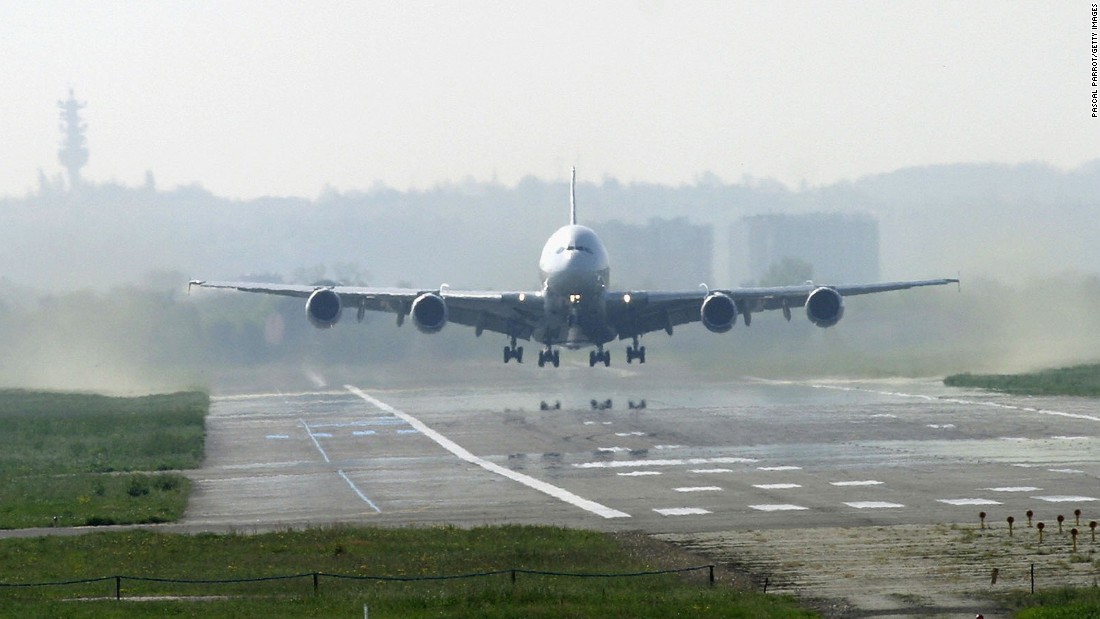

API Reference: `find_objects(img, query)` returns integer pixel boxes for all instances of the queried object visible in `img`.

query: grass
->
[0,525,818,618]
[1004,587,1100,618]
[0,390,207,528]
[944,363,1100,397]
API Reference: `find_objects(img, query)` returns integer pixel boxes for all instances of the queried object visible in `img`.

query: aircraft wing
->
[605,278,958,339]
[188,280,546,340]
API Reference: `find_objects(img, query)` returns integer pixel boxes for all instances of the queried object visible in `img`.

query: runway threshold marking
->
[300,418,382,513]
[345,385,630,520]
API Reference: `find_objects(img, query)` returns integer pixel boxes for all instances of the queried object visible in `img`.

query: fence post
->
[511,569,516,585]
[708,565,714,585]
[313,572,319,595]
[115,575,121,601]
[1030,563,1035,595]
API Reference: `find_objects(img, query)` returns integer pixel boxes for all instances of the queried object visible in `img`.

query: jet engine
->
[700,292,737,333]
[411,292,448,333]
[805,286,844,328]
[306,288,342,328]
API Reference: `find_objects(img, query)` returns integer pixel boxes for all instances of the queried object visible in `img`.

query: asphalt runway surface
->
[183,366,1100,535]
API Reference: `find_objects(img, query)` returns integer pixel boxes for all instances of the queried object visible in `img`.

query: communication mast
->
[57,88,89,190]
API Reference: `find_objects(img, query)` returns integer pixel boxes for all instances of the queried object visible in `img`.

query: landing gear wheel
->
[589,349,611,367]
[503,338,524,364]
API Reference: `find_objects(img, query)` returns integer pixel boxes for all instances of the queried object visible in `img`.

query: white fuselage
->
[536,224,613,348]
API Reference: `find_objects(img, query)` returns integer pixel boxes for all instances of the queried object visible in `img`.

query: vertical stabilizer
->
[570,166,577,225]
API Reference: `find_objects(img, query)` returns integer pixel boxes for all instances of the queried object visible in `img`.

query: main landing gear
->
[626,337,646,364]
[589,347,611,367]
[537,347,560,368]
[503,337,524,364]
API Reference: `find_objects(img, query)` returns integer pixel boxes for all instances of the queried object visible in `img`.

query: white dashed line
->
[691,468,733,474]
[751,504,808,512]
[1049,468,1085,474]
[1033,495,1099,503]
[617,471,662,477]
[753,483,802,490]
[654,507,711,516]
[758,466,802,471]
[987,486,1041,492]
[938,498,1002,506]
[831,480,884,487]
[674,486,722,492]
[265,434,290,440]
[574,456,758,469]
[845,501,905,509]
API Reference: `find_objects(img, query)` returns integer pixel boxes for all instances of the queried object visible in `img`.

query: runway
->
[183,367,1100,534]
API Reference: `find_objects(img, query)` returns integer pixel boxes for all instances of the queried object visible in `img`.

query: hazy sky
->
[3,1,1095,198]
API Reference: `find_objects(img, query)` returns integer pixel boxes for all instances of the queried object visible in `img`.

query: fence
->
[0,565,716,600]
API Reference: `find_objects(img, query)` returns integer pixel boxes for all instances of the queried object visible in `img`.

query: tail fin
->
[570,166,577,225]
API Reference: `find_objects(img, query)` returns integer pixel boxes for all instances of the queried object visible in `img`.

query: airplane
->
[189,169,958,368]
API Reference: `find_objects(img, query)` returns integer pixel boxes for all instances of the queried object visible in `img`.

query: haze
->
[1,2,1092,199]
[1,1,1098,393]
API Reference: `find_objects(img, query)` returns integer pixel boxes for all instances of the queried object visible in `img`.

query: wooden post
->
[1072,528,1079,553]
[1027,509,1034,527]
[1037,522,1045,544]
[1007,516,1015,537]
[1090,520,1097,543]
[1057,514,1065,533]
[980,511,986,530]
[1075,509,1082,526]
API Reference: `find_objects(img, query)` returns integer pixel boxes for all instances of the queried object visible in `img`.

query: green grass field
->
[0,525,817,618]
[0,390,207,528]
[944,363,1100,397]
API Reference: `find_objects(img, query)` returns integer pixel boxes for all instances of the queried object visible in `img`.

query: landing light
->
[570,294,582,304]
[519,293,526,302]
[623,294,632,303]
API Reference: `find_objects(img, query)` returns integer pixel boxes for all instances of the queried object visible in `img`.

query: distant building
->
[596,217,712,289]
[57,89,89,190]
[732,213,880,285]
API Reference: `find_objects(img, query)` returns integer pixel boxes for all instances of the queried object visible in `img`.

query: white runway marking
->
[300,418,381,513]
[353,430,377,436]
[654,445,683,450]
[615,431,645,437]
[988,486,1041,492]
[265,434,290,440]
[1049,468,1085,474]
[811,383,1100,423]
[831,480,884,487]
[654,507,711,516]
[938,498,1002,506]
[1053,436,1089,441]
[751,504,808,512]
[346,385,630,519]
[598,447,629,453]
[927,424,956,429]
[674,486,722,492]
[1033,495,1099,503]
[574,456,758,469]
[753,483,802,490]
[692,468,733,474]
[845,501,905,509]
[618,471,662,477]
[758,465,801,471]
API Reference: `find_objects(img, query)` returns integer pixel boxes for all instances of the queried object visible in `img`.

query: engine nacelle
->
[306,288,342,328]
[700,292,737,333]
[411,292,448,334]
[805,286,844,328]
